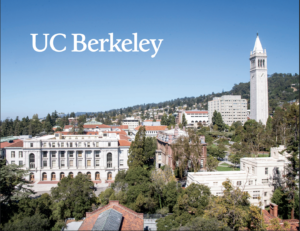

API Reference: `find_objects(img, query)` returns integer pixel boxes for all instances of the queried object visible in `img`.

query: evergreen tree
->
[182,113,187,127]
[212,110,225,131]
[70,112,76,118]
[127,126,147,168]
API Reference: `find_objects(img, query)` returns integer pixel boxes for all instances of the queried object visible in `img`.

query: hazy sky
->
[1,0,299,119]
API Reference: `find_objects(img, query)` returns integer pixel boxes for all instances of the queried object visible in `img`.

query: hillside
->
[91,73,299,116]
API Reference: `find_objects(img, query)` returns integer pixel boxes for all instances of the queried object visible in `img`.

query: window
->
[95,160,100,166]
[69,160,74,167]
[120,159,124,166]
[19,151,23,158]
[78,142,81,147]
[262,179,268,184]
[249,180,253,185]
[19,161,23,166]
[95,151,100,157]
[107,153,112,168]
[51,152,56,158]
[158,154,161,160]
[86,151,92,157]
[52,160,57,167]
[78,160,83,167]
[61,142,64,147]
[61,160,65,167]
[264,192,267,197]
[265,168,268,175]
[200,159,204,168]
[253,191,260,199]
[213,182,218,186]
[11,151,15,158]
[70,142,73,147]
[87,160,91,167]
[108,142,111,147]
[78,151,82,157]
[29,154,35,168]
[43,142,47,147]
[61,151,65,158]
[237,181,242,186]
[252,167,255,174]
[52,142,55,147]
[69,151,74,157]
[87,142,91,147]
[11,161,15,165]
[43,152,47,158]
[30,143,33,147]
[43,160,47,167]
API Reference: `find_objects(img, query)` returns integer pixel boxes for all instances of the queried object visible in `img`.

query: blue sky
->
[1,0,299,119]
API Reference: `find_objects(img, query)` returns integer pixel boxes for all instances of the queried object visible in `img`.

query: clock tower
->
[250,33,268,125]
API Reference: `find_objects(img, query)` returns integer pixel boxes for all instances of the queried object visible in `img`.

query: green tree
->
[70,112,76,118]
[182,113,187,127]
[174,217,231,231]
[212,111,225,131]
[127,126,147,168]
[206,155,219,171]
[77,122,84,134]
[3,213,50,231]
[51,174,96,220]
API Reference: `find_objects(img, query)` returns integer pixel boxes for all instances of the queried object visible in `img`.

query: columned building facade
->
[5,133,130,183]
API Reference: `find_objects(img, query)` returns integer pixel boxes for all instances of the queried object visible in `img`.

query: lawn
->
[216,166,239,171]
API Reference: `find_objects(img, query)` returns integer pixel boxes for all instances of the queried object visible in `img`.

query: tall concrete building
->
[208,95,248,126]
[250,34,269,125]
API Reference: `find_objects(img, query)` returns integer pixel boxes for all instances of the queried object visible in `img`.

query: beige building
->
[208,95,247,126]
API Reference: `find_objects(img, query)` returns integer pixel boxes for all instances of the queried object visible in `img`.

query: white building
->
[133,125,167,137]
[208,95,248,126]
[183,111,208,126]
[250,34,269,125]
[187,145,290,207]
[121,117,139,131]
[4,132,131,183]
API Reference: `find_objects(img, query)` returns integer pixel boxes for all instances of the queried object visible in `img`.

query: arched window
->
[107,172,112,180]
[30,173,34,182]
[69,172,74,179]
[60,172,65,180]
[87,172,91,180]
[51,172,56,181]
[29,153,35,168]
[95,172,100,180]
[107,153,112,168]
[42,172,47,181]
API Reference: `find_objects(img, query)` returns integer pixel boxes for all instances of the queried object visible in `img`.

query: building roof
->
[91,209,123,231]
[84,124,111,129]
[185,111,208,114]
[103,130,127,135]
[119,134,130,141]
[79,201,143,231]
[1,139,22,148]
[134,125,167,131]
[144,119,161,122]
[110,125,129,130]
[118,140,131,147]
[253,34,263,53]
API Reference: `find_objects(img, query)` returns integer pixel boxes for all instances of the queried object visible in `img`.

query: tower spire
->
[253,33,263,53]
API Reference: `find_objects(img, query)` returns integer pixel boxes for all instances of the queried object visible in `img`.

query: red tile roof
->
[1,139,22,148]
[79,201,143,231]
[111,125,129,129]
[55,131,99,135]
[118,140,131,146]
[84,124,111,128]
[185,111,208,114]
[119,134,130,140]
[103,130,127,135]
[64,125,77,129]
[144,119,161,122]
[134,125,167,131]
